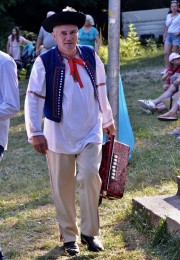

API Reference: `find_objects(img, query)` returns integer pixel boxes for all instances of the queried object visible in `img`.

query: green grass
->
[0,51,180,259]
[120,51,164,72]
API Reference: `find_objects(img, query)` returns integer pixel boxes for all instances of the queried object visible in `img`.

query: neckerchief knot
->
[68,58,85,88]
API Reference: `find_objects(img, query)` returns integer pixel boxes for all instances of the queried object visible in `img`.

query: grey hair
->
[86,14,94,25]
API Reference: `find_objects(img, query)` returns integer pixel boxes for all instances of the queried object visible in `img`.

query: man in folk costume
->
[25,7,115,256]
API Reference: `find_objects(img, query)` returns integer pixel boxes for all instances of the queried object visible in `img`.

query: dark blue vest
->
[41,45,100,123]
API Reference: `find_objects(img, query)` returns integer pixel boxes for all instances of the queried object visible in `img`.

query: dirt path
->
[121,67,162,79]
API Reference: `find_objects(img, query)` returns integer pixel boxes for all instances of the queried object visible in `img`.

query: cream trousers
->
[46,143,102,243]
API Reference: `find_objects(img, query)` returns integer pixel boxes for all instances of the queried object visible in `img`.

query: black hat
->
[42,7,86,33]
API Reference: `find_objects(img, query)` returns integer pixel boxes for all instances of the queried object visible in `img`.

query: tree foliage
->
[0,0,173,50]
[120,24,141,58]
[0,0,25,50]
[0,0,24,13]
[4,0,109,40]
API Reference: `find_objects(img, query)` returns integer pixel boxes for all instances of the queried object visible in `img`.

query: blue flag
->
[118,75,134,159]
[103,75,134,160]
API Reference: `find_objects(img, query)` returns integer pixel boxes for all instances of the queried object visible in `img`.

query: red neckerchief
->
[68,58,85,88]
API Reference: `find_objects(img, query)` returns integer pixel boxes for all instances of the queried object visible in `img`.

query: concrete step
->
[132,176,180,236]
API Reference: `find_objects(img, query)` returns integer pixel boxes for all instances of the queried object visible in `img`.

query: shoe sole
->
[157,117,178,121]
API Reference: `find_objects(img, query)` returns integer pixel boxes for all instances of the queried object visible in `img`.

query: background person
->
[78,14,100,53]
[168,97,180,139]
[0,50,20,259]
[0,50,20,161]
[35,11,56,56]
[161,52,180,90]
[7,26,32,61]
[20,34,36,79]
[168,0,180,13]
[138,53,180,114]
[162,1,180,74]
[138,80,180,114]
[157,89,180,120]
[25,7,115,256]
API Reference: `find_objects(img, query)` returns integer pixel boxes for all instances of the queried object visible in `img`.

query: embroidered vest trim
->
[41,45,101,123]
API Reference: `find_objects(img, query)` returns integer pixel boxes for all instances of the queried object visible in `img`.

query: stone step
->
[132,176,180,236]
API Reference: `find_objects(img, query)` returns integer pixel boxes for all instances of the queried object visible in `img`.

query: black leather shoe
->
[81,233,104,252]
[64,241,80,256]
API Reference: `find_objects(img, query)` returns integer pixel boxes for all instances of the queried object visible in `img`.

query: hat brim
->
[169,55,180,62]
[42,12,86,33]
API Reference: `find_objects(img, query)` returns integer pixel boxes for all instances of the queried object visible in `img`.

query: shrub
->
[98,44,108,64]
[120,23,142,58]
[145,38,158,54]
[0,14,14,51]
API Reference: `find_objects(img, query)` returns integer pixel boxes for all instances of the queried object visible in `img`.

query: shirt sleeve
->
[38,27,44,39]
[0,59,20,119]
[166,14,172,27]
[95,53,114,128]
[94,27,99,36]
[24,57,46,142]
[20,36,26,43]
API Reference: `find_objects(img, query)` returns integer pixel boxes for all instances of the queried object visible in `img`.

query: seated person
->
[157,90,180,120]
[168,98,180,139]
[138,77,180,113]
[161,53,180,91]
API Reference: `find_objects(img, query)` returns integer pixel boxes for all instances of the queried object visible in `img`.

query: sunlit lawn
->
[0,50,180,259]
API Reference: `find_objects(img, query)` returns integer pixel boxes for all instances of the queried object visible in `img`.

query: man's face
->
[52,24,78,54]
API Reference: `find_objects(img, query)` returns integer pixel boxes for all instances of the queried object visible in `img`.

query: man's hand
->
[35,49,40,56]
[32,135,48,154]
[103,124,116,138]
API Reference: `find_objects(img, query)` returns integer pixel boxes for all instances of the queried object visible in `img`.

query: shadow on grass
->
[0,194,52,218]
[120,206,180,260]
[35,245,99,260]
[112,215,154,259]
[35,246,67,260]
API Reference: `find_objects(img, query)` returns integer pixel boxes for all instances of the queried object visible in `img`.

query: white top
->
[38,26,56,49]
[8,35,26,60]
[0,51,20,148]
[25,51,114,154]
[166,13,180,34]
